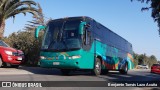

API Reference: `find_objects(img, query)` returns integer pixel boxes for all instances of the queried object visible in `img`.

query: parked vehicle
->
[151,64,160,74]
[0,40,24,68]
[137,65,149,69]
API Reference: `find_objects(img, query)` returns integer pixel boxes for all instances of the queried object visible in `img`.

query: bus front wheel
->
[93,58,102,76]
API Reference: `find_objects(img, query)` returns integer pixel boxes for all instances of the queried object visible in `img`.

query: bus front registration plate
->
[53,62,60,65]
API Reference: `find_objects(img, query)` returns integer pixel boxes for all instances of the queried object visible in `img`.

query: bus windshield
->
[41,20,81,51]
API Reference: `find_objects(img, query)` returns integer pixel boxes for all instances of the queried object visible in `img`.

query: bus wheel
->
[61,69,70,75]
[101,69,109,75]
[120,63,128,74]
[93,58,102,76]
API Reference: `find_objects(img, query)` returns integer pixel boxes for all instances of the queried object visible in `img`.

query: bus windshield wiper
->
[48,30,60,49]
[59,21,66,41]
[48,40,56,49]
[62,39,69,50]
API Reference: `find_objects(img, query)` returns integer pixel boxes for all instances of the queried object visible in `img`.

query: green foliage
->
[1,1,47,66]
[133,53,139,67]
[133,52,158,68]
[0,0,39,38]
[3,31,44,66]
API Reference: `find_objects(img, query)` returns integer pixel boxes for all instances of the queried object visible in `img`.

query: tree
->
[149,55,157,67]
[24,3,45,31]
[131,0,160,36]
[133,53,158,68]
[0,0,39,38]
[133,52,139,67]
[2,2,48,66]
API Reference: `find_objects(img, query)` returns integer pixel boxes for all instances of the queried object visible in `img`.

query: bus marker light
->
[71,55,81,59]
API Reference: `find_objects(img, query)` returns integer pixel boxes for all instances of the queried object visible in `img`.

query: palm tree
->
[0,0,39,38]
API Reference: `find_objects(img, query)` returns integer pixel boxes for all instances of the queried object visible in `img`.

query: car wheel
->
[93,58,102,76]
[11,65,19,68]
[0,57,3,67]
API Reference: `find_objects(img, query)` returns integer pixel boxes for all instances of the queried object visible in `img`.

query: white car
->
[137,65,149,69]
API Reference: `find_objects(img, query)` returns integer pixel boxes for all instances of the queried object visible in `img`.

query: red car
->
[0,40,24,68]
[151,64,160,74]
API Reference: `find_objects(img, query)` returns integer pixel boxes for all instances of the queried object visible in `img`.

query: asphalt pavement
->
[0,66,159,90]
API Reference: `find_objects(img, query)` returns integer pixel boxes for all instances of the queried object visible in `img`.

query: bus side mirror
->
[35,26,46,38]
[79,22,86,34]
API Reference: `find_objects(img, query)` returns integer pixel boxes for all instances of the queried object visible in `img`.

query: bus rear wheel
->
[101,69,109,75]
[120,63,128,74]
[61,69,70,75]
[93,58,102,76]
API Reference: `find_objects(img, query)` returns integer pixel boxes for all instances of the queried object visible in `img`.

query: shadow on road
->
[98,70,160,90]
[17,66,160,79]
[17,66,94,76]
[17,66,61,75]
[9,66,160,89]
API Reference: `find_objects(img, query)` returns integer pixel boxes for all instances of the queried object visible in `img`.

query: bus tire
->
[120,63,128,74]
[101,69,109,75]
[93,58,102,76]
[61,69,70,75]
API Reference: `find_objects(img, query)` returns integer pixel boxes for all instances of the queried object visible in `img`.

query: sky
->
[5,0,160,60]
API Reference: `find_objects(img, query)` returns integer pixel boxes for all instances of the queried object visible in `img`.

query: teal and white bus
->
[35,16,134,75]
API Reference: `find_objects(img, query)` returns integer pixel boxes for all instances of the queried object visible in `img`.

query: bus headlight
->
[69,55,81,59]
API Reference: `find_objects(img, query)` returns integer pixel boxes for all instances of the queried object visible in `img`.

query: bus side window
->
[83,22,91,45]
[83,29,91,45]
[83,29,86,45]
[87,31,91,45]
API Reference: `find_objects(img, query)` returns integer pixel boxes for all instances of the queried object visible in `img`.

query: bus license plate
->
[53,62,60,65]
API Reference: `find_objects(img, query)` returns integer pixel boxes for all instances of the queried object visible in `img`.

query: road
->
[0,66,159,90]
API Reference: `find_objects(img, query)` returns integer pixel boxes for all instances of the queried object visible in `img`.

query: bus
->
[35,16,134,76]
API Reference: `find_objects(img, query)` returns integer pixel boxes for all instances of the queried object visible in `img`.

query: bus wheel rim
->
[95,62,101,73]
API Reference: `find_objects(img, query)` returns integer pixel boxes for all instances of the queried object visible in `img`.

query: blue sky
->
[5,0,160,60]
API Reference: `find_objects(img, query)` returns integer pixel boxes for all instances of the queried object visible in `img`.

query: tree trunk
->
[0,20,5,39]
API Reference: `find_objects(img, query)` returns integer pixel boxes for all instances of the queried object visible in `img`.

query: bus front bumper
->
[39,60,80,69]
